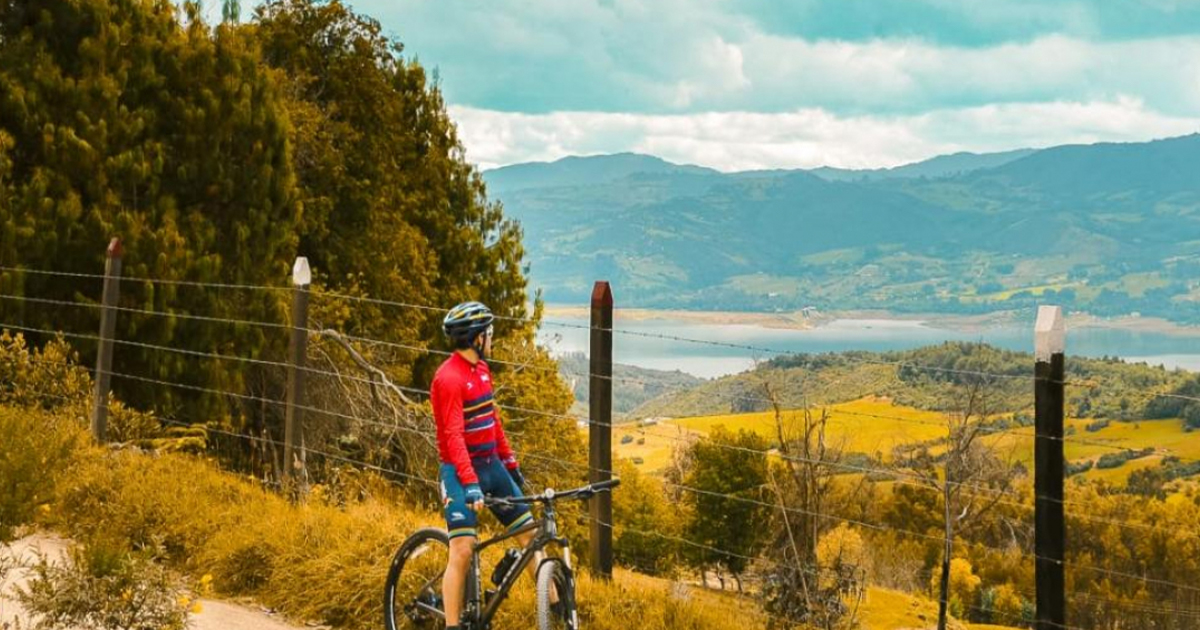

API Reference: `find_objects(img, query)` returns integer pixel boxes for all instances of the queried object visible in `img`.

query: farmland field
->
[607,398,1198,488]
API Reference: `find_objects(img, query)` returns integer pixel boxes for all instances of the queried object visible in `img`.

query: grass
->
[612,398,954,474]
[0,406,761,630]
[983,417,1196,484]
[615,397,1199,493]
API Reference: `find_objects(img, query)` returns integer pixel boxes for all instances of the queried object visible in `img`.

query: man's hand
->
[507,466,526,491]
[465,484,485,511]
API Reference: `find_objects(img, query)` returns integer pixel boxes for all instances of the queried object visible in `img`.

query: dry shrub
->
[15,539,193,630]
[0,408,85,542]
[0,330,182,447]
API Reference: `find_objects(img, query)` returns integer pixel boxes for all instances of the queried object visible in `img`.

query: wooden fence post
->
[1034,305,1066,630]
[589,280,614,578]
[90,238,122,443]
[284,257,311,489]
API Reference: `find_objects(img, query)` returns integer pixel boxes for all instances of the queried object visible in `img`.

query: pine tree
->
[0,0,298,419]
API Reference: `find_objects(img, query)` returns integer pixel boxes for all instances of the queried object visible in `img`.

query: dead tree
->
[762,382,865,630]
[902,381,1017,630]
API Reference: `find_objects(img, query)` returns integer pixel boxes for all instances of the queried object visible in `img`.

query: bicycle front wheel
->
[536,558,577,630]
[384,527,451,630]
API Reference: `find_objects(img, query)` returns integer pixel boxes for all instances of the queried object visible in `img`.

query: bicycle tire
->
[384,527,451,630]
[536,558,577,630]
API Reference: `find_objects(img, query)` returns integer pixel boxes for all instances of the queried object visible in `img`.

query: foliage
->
[0,407,84,541]
[681,426,770,579]
[253,0,529,388]
[0,0,539,473]
[0,330,198,450]
[816,524,866,576]
[15,540,192,630]
[0,0,297,421]
[1095,447,1154,470]
[929,558,981,621]
[978,583,1024,626]
[611,458,683,576]
[639,342,1192,422]
[18,416,762,630]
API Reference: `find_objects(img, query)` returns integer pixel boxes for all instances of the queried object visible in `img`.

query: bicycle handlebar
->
[484,478,621,507]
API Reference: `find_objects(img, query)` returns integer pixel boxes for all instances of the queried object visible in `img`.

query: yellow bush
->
[0,331,91,416]
[992,582,1024,624]
[0,330,181,447]
[930,557,982,620]
[0,407,85,541]
[817,523,867,573]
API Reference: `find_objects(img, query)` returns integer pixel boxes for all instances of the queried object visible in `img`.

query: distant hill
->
[556,353,704,421]
[808,148,1037,182]
[484,134,1200,322]
[484,153,718,195]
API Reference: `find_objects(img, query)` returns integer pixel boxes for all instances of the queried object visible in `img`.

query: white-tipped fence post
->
[1034,305,1066,630]
[90,238,122,443]
[283,257,311,489]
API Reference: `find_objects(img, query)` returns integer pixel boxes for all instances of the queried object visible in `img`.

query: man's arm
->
[494,409,518,470]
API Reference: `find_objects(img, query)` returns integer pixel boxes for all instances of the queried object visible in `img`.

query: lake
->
[537,316,1200,379]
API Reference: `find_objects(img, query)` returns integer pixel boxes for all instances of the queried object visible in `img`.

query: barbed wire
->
[4,279,1200,603]
[12,375,1200,619]
[5,321,1200,547]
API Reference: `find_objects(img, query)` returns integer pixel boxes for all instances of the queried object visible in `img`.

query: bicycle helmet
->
[443,301,495,347]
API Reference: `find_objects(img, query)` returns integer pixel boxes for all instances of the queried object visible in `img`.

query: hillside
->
[486,134,1200,322]
[627,342,1196,420]
[556,353,704,420]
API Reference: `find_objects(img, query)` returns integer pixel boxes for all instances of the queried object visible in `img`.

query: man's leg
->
[443,535,475,628]
[439,462,478,629]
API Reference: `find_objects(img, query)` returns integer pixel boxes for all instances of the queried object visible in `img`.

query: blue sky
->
[325,0,1200,170]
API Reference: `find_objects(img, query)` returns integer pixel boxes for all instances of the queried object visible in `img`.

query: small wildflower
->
[190,601,204,614]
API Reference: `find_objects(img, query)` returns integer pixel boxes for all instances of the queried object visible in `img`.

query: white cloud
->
[726,34,1200,116]
[451,98,1200,172]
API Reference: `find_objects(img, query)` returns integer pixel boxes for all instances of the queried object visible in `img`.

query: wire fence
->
[2,264,1200,626]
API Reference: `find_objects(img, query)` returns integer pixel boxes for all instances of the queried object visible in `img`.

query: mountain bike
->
[383,478,620,630]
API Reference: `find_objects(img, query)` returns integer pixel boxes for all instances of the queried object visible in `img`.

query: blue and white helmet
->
[443,301,495,344]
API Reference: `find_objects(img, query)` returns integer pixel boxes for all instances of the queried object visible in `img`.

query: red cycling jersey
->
[430,352,517,486]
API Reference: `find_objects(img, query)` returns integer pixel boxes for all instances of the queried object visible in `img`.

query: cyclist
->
[432,301,537,630]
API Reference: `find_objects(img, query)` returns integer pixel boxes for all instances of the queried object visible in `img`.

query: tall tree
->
[683,426,770,592]
[251,0,529,388]
[0,0,298,420]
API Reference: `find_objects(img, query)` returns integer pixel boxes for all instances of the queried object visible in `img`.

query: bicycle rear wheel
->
[384,528,451,630]
[536,558,576,630]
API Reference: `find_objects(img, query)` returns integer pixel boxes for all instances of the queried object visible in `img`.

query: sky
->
[348,0,1200,171]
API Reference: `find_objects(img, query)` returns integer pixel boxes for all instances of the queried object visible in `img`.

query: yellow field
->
[620,570,1017,630]
[612,398,1197,488]
[611,398,952,474]
[676,397,950,456]
[983,417,1195,484]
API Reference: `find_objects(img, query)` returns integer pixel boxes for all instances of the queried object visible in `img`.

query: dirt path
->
[0,533,317,630]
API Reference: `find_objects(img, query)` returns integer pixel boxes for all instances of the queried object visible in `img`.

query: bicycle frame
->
[463,503,572,629]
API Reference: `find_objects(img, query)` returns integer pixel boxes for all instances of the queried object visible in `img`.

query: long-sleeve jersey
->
[430,352,518,486]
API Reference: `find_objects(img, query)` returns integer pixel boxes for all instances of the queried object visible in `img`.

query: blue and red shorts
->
[439,455,532,540]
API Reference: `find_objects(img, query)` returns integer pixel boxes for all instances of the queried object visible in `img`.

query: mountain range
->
[483,134,1200,322]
